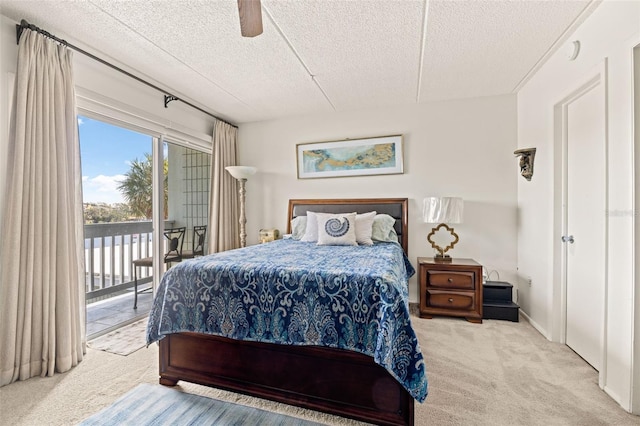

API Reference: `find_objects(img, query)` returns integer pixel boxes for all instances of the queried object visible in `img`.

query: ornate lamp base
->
[433,253,453,263]
[427,223,459,262]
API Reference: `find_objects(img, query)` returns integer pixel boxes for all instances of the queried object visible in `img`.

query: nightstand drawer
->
[418,257,482,323]
[427,271,475,290]
[427,290,475,310]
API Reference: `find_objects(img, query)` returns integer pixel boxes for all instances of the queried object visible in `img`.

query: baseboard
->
[603,385,632,413]
[519,309,552,340]
[520,311,635,415]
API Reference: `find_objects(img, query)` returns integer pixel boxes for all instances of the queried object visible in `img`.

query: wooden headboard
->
[287,198,409,254]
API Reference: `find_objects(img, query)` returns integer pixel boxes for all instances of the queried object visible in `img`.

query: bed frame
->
[158,198,414,426]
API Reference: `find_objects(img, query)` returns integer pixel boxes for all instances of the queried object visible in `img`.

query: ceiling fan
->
[237,0,263,37]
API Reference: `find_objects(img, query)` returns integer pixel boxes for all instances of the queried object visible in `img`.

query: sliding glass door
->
[79,115,156,337]
[78,115,210,339]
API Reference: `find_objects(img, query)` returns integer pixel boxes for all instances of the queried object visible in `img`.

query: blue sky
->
[78,116,151,204]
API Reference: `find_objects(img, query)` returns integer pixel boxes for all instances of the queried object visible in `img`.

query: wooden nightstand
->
[418,257,483,323]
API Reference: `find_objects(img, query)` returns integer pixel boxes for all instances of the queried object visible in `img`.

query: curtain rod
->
[15,19,238,129]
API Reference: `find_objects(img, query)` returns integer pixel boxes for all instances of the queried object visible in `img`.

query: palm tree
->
[117,153,168,219]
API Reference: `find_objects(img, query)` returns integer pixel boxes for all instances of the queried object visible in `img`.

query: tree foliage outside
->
[117,153,168,219]
[83,203,130,224]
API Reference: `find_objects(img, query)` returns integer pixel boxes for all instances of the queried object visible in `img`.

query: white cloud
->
[77,117,84,126]
[82,174,126,204]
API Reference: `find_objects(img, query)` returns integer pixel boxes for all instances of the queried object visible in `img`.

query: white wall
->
[238,95,518,303]
[517,0,639,412]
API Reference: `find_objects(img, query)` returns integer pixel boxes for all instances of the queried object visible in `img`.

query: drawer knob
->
[448,298,454,303]
[447,278,453,283]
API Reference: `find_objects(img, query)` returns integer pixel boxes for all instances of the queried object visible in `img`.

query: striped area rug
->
[80,383,325,425]
[88,319,148,356]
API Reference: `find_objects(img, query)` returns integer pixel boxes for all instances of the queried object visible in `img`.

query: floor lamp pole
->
[238,178,247,248]
[224,166,256,249]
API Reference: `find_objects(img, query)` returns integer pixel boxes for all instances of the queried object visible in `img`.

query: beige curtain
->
[208,120,239,252]
[0,30,85,387]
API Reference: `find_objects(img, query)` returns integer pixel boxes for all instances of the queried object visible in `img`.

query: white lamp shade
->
[225,166,257,180]
[423,197,463,224]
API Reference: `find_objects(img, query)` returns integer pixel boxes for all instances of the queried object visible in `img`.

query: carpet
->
[4,317,639,425]
[87,318,148,356]
[79,383,325,426]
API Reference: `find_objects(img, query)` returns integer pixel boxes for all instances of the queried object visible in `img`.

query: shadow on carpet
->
[80,383,325,425]
[88,319,148,356]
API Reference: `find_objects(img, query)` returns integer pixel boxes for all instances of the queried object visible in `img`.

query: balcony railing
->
[84,220,174,303]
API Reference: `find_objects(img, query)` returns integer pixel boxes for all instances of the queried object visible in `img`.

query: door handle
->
[561,235,575,244]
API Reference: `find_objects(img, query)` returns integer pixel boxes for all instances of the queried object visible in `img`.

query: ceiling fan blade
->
[237,0,263,37]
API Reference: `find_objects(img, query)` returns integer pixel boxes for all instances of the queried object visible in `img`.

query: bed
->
[146,198,427,426]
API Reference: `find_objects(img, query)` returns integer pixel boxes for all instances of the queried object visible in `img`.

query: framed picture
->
[296,135,403,179]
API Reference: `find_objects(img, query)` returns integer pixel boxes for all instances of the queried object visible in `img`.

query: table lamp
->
[422,197,463,262]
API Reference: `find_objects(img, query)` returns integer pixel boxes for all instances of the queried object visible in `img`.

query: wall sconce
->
[514,148,536,181]
[225,166,257,248]
[423,197,464,262]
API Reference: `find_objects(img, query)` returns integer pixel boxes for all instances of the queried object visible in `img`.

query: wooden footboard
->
[159,332,414,426]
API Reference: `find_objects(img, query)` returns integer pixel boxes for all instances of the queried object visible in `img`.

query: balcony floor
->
[87,290,153,339]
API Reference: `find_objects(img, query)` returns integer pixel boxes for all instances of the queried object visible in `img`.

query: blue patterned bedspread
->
[146,239,428,402]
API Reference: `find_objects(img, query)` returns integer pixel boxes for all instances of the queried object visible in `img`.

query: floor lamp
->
[225,166,257,248]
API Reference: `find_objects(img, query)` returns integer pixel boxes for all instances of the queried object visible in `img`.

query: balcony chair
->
[181,225,207,259]
[132,226,185,309]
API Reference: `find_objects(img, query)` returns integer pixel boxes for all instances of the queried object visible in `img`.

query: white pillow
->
[372,214,399,243]
[316,213,357,246]
[290,216,307,240]
[355,211,376,245]
[300,211,320,242]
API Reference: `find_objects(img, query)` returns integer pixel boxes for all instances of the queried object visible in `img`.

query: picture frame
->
[296,135,403,179]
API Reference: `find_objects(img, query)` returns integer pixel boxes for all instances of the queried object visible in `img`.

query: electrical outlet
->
[527,277,532,287]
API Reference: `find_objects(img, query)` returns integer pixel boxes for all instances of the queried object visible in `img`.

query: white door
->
[565,80,605,371]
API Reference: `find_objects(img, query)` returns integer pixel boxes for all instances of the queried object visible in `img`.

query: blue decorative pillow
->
[316,213,357,246]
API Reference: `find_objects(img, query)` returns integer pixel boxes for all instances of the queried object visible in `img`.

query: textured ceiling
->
[0,0,594,124]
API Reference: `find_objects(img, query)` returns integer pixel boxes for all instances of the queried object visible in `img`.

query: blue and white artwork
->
[297,135,403,179]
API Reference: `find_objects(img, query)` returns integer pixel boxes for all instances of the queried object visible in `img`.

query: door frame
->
[633,42,640,415]
[551,60,608,388]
